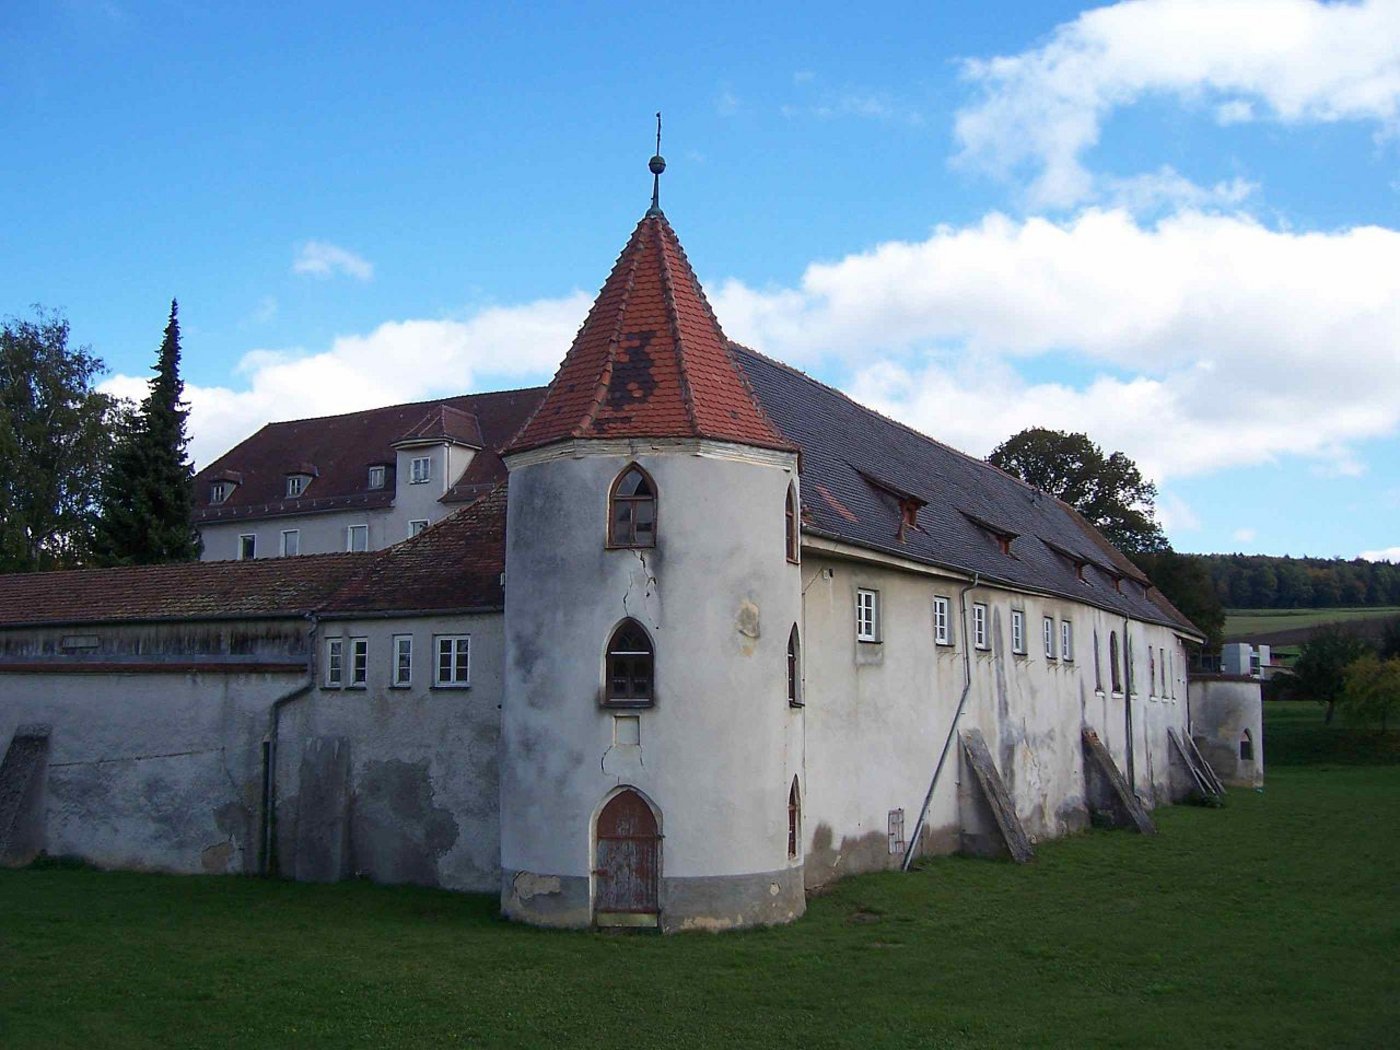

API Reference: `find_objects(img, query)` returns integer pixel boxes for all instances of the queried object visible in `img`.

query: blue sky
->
[4,1,1399,561]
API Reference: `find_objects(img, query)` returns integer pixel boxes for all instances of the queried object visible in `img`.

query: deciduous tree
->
[94,301,200,565]
[0,308,120,571]
[988,427,1167,554]
[1129,549,1226,649]
[1292,626,1374,723]
[1341,654,1400,733]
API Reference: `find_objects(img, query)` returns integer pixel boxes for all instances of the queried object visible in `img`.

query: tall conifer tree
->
[94,301,200,564]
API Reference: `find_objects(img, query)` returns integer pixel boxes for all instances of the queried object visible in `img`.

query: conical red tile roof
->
[507,212,795,454]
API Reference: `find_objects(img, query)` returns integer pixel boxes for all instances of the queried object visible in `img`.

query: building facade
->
[0,197,1224,931]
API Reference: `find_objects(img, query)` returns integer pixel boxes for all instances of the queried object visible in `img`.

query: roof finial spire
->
[648,111,666,216]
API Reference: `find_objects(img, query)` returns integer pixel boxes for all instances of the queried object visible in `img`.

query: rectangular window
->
[973,603,988,650]
[1011,609,1025,654]
[392,634,412,688]
[856,589,880,642]
[286,475,307,497]
[210,482,230,504]
[410,456,431,484]
[1043,616,1056,659]
[408,519,429,537]
[325,638,344,688]
[1061,620,1074,662]
[346,524,368,552]
[435,634,470,687]
[349,637,368,687]
[933,595,951,646]
[280,529,299,557]
[368,465,386,489]
[238,534,256,560]
[887,808,906,855]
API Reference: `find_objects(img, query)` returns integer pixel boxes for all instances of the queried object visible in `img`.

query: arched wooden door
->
[594,789,660,923]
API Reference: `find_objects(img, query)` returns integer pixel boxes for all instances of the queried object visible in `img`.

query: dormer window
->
[608,465,656,548]
[209,482,231,505]
[286,474,310,498]
[368,465,387,490]
[410,456,431,485]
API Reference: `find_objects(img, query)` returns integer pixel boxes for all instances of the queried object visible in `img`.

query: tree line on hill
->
[1195,553,1400,610]
[0,304,198,573]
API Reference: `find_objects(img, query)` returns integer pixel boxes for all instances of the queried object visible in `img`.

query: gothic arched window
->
[785,484,800,564]
[605,619,654,708]
[787,624,803,707]
[608,465,657,548]
[788,778,801,858]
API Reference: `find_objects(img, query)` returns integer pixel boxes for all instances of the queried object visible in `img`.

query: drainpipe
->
[1122,616,1135,787]
[903,573,979,872]
[260,613,318,877]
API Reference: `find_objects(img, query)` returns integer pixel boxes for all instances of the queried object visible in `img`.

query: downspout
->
[903,573,979,872]
[260,613,318,877]
[1122,616,1135,787]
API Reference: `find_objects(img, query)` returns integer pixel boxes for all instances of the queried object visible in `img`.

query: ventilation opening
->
[1240,729,1254,762]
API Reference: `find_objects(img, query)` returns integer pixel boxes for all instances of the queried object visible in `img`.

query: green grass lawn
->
[1224,605,1400,638]
[3,707,1397,1049]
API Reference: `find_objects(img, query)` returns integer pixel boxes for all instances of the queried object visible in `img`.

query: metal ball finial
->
[648,111,666,214]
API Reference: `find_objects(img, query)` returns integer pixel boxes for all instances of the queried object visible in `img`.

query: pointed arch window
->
[605,619,654,708]
[787,624,803,707]
[785,484,800,564]
[1110,631,1122,694]
[608,465,657,548]
[788,778,801,859]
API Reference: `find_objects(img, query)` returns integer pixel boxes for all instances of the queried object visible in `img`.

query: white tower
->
[498,167,806,930]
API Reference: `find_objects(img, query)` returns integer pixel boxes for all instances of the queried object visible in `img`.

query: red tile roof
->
[394,404,484,448]
[323,484,506,615]
[0,554,369,626]
[507,212,795,454]
[193,387,543,522]
[0,487,509,627]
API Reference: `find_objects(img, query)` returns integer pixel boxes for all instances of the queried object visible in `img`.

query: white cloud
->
[710,207,1400,481]
[1233,527,1258,543]
[103,292,591,468]
[955,0,1400,207]
[292,240,374,281]
[1158,491,1202,535]
[1359,545,1400,562]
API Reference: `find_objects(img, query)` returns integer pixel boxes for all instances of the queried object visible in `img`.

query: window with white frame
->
[346,524,368,552]
[210,481,231,504]
[434,634,470,687]
[238,534,256,560]
[1043,616,1056,659]
[392,635,412,688]
[1061,620,1074,662]
[972,603,988,650]
[410,456,431,484]
[409,519,429,537]
[856,589,880,642]
[325,638,344,688]
[933,595,952,646]
[286,474,309,497]
[368,465,387,490]
[1011,609,1026,654]
[280,529,299,557]
[349,637,368,687]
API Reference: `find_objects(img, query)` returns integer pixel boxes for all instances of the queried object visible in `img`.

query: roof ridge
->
[248,386,547,432]
[654,215,703,437]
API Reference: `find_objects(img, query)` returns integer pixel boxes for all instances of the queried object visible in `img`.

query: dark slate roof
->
[323,484,506,615]
[193,387,544,523]
[0,554,369,627]
[507,212,794,455]
[734,346,1201,637]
